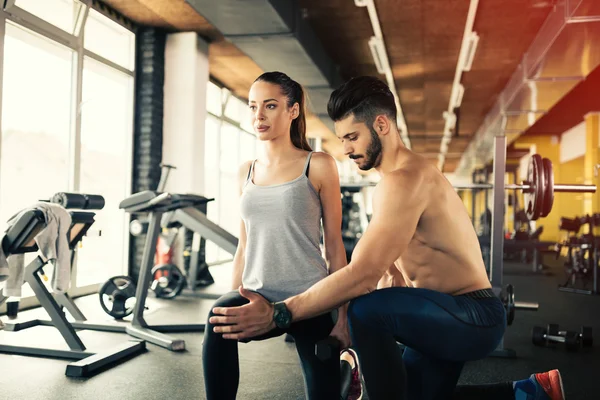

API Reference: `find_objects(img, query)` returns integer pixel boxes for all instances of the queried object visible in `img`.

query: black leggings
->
[348,287,506,400]
[202,291,339,400]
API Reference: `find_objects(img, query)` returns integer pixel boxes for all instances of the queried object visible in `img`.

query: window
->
[84,9,135,69]
[0,23,74,297]
[219,123,240,236]
[204,84,258,264]
[240,131,257,164]
[240,107,253,133]
[0,23,72,231]
[204,115,221,264]
[0,4,135,300]
[206,82,222,116]
[76,57,134,286]
[14,0,83,34]
[224,96,245,122]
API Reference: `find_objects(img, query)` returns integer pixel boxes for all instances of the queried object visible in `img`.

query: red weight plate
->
[540,158,554,218]
[524,154,544,221]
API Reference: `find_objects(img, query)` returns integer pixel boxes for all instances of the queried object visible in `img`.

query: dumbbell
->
[532,324,593,351]
[315,336,341,362]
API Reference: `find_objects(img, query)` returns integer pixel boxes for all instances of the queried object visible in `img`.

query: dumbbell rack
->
[556,215,600,295]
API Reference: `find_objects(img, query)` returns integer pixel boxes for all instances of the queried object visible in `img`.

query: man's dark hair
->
[327,76,397,126]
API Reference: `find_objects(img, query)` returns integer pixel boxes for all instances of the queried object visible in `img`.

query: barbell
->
[454,154,597,220]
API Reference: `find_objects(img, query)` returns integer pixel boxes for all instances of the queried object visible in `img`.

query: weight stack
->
[129,27,166,281]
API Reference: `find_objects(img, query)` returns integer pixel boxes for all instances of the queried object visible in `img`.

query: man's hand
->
[210,287,276,340]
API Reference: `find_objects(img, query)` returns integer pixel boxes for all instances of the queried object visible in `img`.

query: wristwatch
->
[273,301,292,329]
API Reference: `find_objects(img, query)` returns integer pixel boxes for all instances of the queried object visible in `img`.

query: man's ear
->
[373,115,391,135]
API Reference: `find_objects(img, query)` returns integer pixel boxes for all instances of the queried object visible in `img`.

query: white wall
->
[163,32,209,194]
[560,121,586,164]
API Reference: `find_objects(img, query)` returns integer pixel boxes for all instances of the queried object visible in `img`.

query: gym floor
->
[0,261,598,400]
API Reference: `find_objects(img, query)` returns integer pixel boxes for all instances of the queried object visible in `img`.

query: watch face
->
[274,303,291,328]
[275,312,286,325]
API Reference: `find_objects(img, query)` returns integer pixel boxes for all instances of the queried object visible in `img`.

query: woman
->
[202,71,359,400]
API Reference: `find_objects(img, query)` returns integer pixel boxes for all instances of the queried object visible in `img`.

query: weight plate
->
[504,284,515,326]
[541,158,554,218]
[99,275,137,319]
[532,326,545,346]
[525,154,544,221]
[581,326,593,347]
[151,264,186,299]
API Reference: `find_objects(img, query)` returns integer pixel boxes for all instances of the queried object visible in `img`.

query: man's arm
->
[377,264,408,289]
[210,169,427,339]
[285,171,426,322]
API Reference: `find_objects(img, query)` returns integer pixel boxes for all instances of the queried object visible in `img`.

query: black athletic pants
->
[202,291,339,400]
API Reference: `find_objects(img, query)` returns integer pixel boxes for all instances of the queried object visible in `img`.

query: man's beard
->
[358,126,382,170]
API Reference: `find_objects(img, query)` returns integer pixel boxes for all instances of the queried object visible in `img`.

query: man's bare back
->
[374,148,491,295]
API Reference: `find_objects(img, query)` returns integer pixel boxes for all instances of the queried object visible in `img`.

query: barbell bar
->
[453,183,595,193]
[454,154,597,220]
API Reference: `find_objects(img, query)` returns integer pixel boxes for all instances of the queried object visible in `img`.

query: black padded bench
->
[0,205,145,377]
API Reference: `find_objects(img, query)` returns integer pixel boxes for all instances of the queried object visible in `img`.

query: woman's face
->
[248,81,298,141]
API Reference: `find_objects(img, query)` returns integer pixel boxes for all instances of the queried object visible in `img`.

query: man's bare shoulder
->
[376,164,426,196]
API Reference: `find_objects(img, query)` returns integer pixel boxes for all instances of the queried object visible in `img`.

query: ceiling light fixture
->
[437,0,480,171]
[356,0,411,149]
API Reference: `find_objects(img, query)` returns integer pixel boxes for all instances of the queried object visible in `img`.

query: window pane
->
[15,0,83,34]
[0,23,72,230]
[204,116,220,201]
[76,57,134,286]
[240,132,256,164]
[240,106,253,134]
[84,9,135,70]
[220,123,239,174]
[206,82,222,116]
[219,174,239,237]
[204,116,221,263]
[219,124,240,237]
[0,24,73,297]
[224,96,244,122]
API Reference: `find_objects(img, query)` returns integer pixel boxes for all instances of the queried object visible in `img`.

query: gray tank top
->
[240,152,328,302]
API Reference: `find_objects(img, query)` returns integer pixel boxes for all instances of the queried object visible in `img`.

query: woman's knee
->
[204,291,249,344]
[205,291,249,334]
[210,291,249,316]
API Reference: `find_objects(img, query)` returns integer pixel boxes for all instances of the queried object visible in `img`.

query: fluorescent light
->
[443,111,457,130]
[462,32,479,71]
[441,140,449,154]
[453,84,465,108]
[368,36,386,74]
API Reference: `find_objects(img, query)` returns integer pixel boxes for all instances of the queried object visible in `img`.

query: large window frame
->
[204,82,259,264]
[0,0,135,310]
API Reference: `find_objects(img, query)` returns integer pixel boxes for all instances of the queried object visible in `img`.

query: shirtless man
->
[210,76,565,400]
